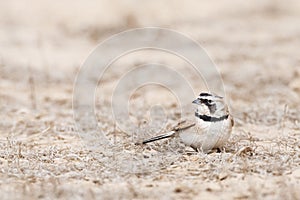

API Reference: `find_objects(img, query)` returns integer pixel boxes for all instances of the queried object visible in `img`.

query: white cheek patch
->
[197,105,210,115]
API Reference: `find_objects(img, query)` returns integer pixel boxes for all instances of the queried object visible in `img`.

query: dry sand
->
[0,0,300,199]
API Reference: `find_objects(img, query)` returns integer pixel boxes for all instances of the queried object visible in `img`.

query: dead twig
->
[28,66,37,110]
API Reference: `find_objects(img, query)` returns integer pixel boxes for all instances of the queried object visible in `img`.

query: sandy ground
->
[1,0,300,199]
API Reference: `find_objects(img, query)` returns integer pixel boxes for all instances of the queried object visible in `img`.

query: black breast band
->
[195,113,229,122]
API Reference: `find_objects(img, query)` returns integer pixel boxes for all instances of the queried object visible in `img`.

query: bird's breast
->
[179,116,232,152]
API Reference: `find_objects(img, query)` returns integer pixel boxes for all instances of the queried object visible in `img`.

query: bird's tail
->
[142,131,176,144]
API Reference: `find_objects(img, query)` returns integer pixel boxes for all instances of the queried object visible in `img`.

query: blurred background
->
[0,0,300,199]
[1,0,300,106]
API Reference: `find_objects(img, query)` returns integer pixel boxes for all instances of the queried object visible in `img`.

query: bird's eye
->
[207,100,212,104]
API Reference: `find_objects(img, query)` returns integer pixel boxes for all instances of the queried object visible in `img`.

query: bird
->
[142,92,234,152]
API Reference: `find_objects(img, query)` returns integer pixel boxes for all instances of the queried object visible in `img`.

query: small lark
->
[142,92,234,152]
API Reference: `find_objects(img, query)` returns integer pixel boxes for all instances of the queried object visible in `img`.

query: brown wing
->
[172,119,196,131]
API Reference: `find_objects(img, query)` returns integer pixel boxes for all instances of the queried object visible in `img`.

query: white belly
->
[179,117,232,152]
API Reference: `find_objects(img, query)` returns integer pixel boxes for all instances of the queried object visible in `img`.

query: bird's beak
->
[192,99,201,105]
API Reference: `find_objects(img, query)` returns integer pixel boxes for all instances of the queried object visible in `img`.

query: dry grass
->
[1,0,300,199]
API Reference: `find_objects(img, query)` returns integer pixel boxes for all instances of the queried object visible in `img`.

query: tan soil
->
[0,0,300,199]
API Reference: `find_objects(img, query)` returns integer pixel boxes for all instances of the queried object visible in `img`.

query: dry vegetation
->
[0,0,300,199]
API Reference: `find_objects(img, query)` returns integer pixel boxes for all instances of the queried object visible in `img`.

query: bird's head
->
[192,92,228,117]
